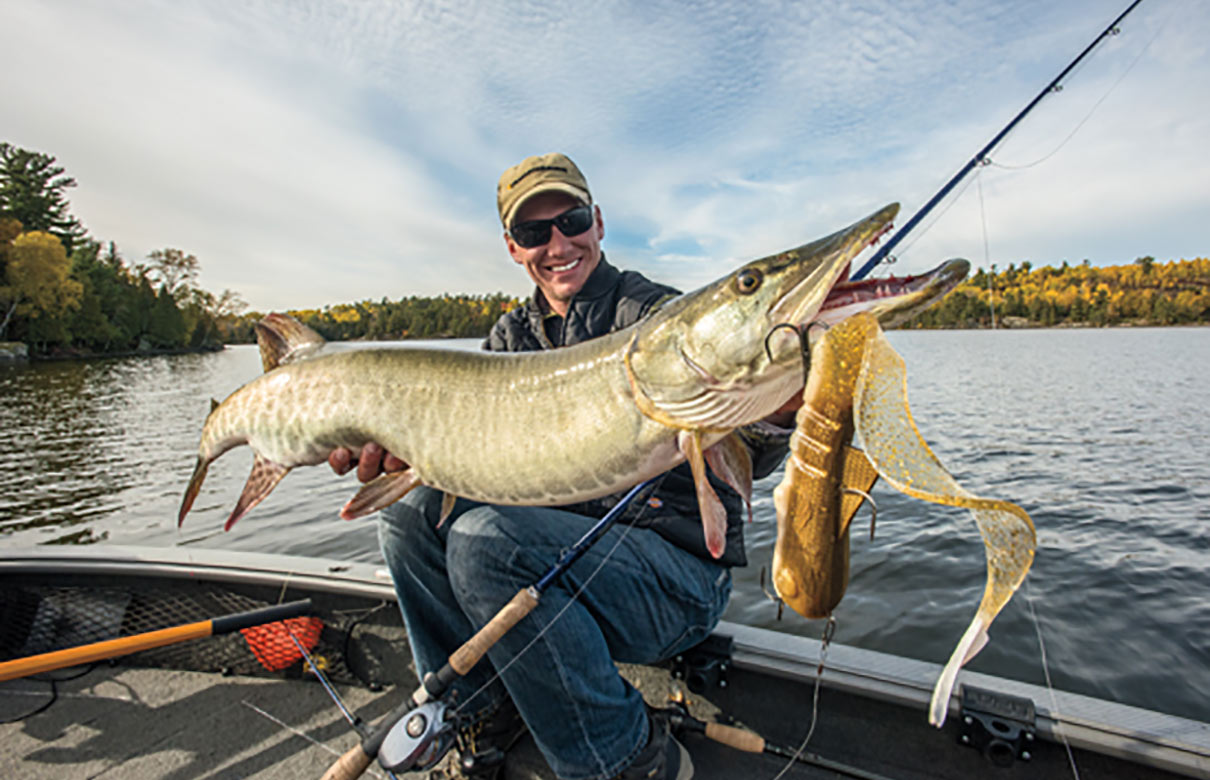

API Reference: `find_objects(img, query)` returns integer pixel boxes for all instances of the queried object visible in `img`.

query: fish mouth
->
[817,258,970,328]
[768,203,900,327]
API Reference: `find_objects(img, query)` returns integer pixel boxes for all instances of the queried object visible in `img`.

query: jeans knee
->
[447,508,529,617]
[378,486,445,566]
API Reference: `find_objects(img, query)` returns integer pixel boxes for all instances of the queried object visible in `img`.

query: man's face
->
[505,191,603,314]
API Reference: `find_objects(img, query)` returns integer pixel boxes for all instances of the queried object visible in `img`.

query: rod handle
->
[449,587,539,675]
[704,722,767,753]
[320,743,373,780]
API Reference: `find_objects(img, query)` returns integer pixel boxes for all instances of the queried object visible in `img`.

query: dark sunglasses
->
[509,205,594,249]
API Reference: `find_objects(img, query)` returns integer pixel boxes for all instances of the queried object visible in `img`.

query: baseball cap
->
[497,153,592,228]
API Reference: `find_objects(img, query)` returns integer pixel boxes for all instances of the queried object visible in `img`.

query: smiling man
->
[332,153,795,780]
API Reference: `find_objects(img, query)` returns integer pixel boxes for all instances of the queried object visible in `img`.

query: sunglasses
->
[509,205,594,249]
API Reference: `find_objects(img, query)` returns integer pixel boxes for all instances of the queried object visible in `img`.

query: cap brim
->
[503,183,591,228]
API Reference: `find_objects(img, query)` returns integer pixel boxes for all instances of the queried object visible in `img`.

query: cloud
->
[2,0,1206,311]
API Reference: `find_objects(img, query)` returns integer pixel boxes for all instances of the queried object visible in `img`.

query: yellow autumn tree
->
[1,231,83,338]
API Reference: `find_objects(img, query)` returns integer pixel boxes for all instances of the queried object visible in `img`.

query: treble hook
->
[758,566,785,621]
[841,487,878,541]
[763,322,818,387]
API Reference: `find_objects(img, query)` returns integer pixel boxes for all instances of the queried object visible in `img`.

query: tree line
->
[222,294,523,344]
[4,141,1205,357]
[0,141,246,355]
[909,257,1210,329]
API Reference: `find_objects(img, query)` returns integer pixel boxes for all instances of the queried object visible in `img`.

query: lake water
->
[1,328,1207,722]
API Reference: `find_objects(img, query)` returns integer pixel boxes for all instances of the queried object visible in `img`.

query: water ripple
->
[1,330,1208,720]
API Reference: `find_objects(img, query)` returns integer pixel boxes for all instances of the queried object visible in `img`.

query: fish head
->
[626,203,898,430]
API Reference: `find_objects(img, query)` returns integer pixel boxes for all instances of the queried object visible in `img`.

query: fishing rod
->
[664,698,899,780]
[850,0,1146,282]
[321,477,660,780]
[0,599,313,683]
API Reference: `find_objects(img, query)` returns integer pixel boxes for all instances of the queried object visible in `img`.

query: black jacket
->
[483,255,790,566]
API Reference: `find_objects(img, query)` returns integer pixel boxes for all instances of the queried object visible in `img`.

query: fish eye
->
[734,268,763,295]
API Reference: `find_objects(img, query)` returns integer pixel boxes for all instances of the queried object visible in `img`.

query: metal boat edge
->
[2,545,1207,778]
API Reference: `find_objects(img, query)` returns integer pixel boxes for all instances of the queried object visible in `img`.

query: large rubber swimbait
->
[773,312,1036,727]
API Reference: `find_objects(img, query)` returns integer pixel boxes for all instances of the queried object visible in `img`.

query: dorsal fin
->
[254,313,326,372]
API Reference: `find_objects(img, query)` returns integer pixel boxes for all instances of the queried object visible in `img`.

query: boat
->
[2,545,1206,779]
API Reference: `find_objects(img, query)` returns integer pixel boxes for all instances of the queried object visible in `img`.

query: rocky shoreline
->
[0,342,29,362]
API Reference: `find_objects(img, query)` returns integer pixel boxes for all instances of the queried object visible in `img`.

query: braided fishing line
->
[975,186,1081,780]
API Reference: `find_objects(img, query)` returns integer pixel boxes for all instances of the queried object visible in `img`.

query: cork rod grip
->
[320,743,372,780]
[449,587,539,675]
[704,722,767,753]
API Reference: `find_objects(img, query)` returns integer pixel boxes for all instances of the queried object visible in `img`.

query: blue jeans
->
[378,486,732,780]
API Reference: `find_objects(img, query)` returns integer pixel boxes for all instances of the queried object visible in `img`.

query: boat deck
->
[2,661,829,779]
[1,547,1205,780]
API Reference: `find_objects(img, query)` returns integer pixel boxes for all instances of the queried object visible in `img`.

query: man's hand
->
[328,442,408,483]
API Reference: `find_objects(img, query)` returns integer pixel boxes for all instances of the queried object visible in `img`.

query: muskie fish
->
[773,309,1036,728]
[179,205,900,558]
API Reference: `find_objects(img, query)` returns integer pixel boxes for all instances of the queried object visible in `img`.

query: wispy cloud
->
[2,0,1205,310]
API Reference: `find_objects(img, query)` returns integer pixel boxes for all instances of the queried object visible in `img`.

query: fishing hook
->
[758,566,785,621]
[841,487,878,541]
[764,321,827,388]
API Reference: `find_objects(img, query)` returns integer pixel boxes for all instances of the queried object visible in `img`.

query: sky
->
[3,0,1206,313]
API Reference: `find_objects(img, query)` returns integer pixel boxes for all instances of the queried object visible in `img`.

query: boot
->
[614,708,693,780]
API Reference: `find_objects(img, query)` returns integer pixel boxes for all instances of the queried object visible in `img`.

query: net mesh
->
[0,575,406,687]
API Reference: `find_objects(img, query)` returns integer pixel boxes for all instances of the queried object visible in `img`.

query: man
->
[330,154,796,779]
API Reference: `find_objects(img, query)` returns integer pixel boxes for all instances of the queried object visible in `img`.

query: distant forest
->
[3,140,1206,359]
[910,257,1210,329]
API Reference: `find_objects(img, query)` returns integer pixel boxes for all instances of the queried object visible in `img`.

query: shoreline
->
[24,343,224,363]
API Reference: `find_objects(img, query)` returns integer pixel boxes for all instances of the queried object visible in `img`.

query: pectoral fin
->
[226,455,291,531]
[341,468,424,519]
[679,431,727,559]
[704,433,754,523]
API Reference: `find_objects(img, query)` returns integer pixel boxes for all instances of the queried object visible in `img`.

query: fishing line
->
[769,615,836,780]
[977,171,1079,779]
[976,178,997,329]
[989,0,1175,172]
[866,169,985,277]
[240,700,391,780]
[852,0,1149,282]
[450,514,643,719]
[1025,580,1082,780]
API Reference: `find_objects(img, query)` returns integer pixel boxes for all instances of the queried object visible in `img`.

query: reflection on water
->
[1,329,1208,721]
